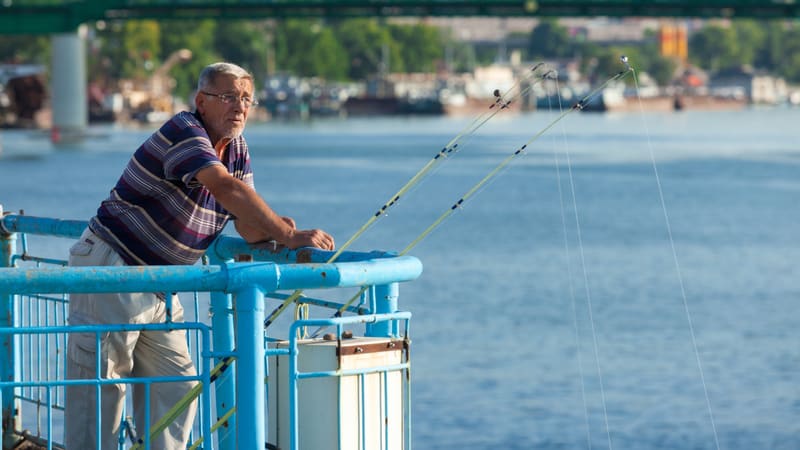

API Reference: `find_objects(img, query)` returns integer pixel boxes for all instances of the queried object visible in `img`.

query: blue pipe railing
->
[0,258,423,294]
[0,210,421,450]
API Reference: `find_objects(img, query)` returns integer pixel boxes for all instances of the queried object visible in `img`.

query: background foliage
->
[2,18,799,100]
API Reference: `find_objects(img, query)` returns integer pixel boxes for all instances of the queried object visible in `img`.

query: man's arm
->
[234,215,295,244]
[195,164,334,250]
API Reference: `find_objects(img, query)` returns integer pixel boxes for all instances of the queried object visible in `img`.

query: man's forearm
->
[209,177,294,244]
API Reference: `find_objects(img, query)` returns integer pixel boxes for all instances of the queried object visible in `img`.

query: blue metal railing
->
[0,209,421,450]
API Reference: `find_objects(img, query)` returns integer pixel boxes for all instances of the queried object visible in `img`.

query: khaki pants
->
[65,228,198,450]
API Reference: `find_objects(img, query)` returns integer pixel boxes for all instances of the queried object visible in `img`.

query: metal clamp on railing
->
[0,205,10,236]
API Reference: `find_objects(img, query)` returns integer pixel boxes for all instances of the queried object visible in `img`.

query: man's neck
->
[214,138,231,159]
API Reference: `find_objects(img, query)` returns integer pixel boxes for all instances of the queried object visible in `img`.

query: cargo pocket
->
[67,331,107,373]
[68,240,93,257]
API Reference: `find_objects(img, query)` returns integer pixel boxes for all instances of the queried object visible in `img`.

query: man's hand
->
[281,216,334,250]
[287,228,335,251]
[196,165,334,250]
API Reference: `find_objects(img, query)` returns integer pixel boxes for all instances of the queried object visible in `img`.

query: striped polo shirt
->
[89,111,254,266]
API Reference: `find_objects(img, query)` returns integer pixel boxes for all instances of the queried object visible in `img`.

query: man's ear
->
[194,92,205,112]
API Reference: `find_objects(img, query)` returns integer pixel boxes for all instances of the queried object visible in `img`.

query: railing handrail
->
[0,258,423,295]
[1,213,404,264]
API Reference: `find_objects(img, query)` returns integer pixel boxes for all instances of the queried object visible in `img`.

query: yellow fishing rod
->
[129,356,236,450]
[133,62,633,450]
[262,62,555,328]
[130,62,554,448]
[310,60,635,335]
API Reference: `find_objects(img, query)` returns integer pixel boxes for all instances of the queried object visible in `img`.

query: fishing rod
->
[262,62,556,329]
[129,62,555,448]
[626,61,721,450]
[143,59,633,447]
[129,356,236,450]
[309,59,635,338]
[131,59,633,449]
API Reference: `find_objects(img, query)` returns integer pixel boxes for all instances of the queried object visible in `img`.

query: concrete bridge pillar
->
[50,27,87,144]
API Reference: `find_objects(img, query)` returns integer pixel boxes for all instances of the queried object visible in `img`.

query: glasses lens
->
[207,92,256,107]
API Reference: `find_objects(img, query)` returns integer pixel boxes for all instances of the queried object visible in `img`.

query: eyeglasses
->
[201,91,259,107]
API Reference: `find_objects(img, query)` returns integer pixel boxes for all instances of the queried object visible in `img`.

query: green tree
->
[214,20,271,84]
[333,19,396,80]
[688,23,739,73]
[528,19,573,59]
[87,23,121,85]
[645,55,678,86]
[592,46,639,81]
[445,39,477,73]
[755,21,786,71]
[273,20,310,75]
[308,27,350,80]
[120,20,161,81]
[779,26,800,82]
[389,23,445,73]
[731,19,767,66]
[273,19,349,80]
[632,30,678,86]
[160,20,218,100]
[0,35,50,65]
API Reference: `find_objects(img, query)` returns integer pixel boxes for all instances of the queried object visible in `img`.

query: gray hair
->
[197,62,254,92]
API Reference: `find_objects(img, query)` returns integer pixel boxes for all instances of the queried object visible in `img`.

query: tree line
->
[1,18,799,100]
[526,18,800,86]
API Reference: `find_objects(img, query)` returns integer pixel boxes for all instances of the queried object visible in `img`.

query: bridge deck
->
[2,1,797,35]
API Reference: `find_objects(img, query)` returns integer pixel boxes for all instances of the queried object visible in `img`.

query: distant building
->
[711,66,787,104]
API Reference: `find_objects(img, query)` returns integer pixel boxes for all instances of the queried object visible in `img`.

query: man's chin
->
[223,128,244,140]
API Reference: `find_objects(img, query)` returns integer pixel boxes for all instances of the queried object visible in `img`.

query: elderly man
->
[66,62,334,449]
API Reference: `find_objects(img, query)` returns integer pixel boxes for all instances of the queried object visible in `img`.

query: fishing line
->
[630,67,721,450]
[553,67,617,450]
[137,63,637,446]
[263,62,554,328]
[310,65,634,337]
[130,64,555,446]
[549,78,593,449]
[398,66,632,255]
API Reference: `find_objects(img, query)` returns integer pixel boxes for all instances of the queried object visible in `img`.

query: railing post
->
[0,206,22,447]
[235,285,265,449]
[207,254,237,450]
[366,283,399,337]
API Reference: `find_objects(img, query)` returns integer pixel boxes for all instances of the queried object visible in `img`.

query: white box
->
[268,337,406,450]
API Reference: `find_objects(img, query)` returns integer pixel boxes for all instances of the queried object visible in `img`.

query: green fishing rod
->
[262,62,555,329]
[129,356,236,450]
[177,60,633,448]
[310,61,634,337]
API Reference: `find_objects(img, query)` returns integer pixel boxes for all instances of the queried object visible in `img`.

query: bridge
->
[2,0,798,35]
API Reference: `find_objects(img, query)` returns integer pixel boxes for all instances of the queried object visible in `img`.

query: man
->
[66,62,335,449]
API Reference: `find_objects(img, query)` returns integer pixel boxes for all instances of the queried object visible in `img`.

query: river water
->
[1,106,799,449]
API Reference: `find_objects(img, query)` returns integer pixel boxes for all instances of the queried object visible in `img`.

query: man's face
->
[196,74,254,144]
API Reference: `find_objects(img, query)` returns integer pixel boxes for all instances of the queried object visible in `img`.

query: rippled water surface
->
[2,107,799,449]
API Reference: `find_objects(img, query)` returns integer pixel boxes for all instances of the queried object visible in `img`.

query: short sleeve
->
[160,119,222,187]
